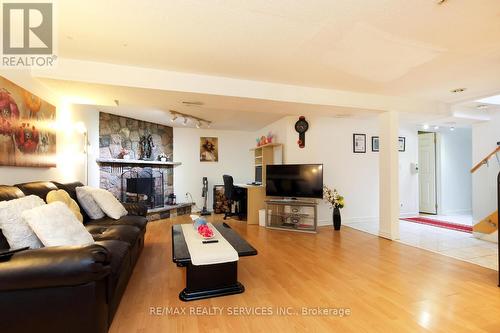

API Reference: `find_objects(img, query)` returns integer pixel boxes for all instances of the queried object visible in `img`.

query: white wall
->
[254,115,419,226]
[472,113,500,242]
[173,128,254,210]
[438,128,472,215]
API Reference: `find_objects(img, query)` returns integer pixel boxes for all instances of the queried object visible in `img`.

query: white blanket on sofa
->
[181,223,238,266]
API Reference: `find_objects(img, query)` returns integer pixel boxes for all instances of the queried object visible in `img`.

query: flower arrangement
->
[323,185,344,209]
[197,224,214,239]
[118,148,130,159]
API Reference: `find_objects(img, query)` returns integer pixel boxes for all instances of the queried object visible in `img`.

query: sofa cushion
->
[52,181,84,202]
[76,186,106,220]
[47,189,83,222]
[14,181,58,202]
[53,181,90,222]
[0,185,25,202]
[86,215,147,231]
[0,195,45,249]
[23,202,95,247]
[86,225,141,247]
[90,188,128,220]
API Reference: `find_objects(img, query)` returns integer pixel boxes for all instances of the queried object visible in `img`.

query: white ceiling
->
[56,0,500,103]
[42,79,379,131]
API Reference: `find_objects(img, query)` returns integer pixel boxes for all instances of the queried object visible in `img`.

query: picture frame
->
[200,137,219,162]
[371,136,379,152]
[398,137,406,152]
[353,134,366,153]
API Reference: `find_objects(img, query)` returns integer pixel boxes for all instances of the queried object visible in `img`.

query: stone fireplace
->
[98,112,174,208]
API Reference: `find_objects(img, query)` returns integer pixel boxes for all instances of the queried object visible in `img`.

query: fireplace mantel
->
[96,158,182,167]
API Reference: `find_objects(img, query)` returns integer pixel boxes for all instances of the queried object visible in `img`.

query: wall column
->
[379,111,400,240]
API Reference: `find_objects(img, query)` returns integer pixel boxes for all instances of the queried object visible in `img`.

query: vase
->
[333,207,341,230]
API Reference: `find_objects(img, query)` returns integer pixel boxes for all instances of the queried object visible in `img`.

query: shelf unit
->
[265,199,317,233]
[250,143,283,185]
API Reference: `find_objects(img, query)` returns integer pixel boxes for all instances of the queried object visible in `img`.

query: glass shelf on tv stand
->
[265,199,318,233]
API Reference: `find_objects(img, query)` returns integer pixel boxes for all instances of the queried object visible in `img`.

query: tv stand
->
[265,199,317,233]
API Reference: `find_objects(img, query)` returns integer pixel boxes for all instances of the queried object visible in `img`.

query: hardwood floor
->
[110,215,500,333]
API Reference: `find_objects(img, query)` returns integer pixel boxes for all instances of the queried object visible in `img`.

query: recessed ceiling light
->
[450,126,455,131]
[433,126,440,130]
[423,124,430,130]
[477,94,500,105]
[450,88,466,93]
[476,104,489,110]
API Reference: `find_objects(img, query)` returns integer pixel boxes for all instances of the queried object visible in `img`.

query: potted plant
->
[323,185,344,230]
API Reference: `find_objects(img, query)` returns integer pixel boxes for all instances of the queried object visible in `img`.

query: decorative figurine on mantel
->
[323,185,345,230]
[139,134,154,160]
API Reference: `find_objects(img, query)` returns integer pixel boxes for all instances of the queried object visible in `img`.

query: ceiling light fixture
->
[423,124,430,130]
[476,104,489,110]
[433,126,440,130]
[169,110,212,129]
[450,126,455,131]
[450,88,466,93]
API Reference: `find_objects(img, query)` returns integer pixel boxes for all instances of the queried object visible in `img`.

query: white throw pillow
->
[0,195,44,249]
[76,186,105,219]
[90,188,128,220]
[23,202,95,247]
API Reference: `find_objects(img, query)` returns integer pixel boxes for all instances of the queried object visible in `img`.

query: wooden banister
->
[471,146,500,173]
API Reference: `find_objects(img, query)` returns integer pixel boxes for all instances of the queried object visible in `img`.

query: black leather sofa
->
[0,181,148,333]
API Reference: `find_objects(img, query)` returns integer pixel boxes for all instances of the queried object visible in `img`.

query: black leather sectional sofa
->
[0,181,148,333]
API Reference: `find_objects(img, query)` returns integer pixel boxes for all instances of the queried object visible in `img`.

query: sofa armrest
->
[122,202,148,217]
[0,244,111,291]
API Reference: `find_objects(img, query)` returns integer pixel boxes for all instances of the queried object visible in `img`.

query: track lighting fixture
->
[169,110,212,129]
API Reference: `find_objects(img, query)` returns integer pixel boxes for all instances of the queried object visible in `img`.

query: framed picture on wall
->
[353,134,366,153]
[200,137,219,162]
[398,137,406,152]
[371,136,379,152]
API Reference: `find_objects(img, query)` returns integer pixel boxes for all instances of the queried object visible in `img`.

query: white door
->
[418,133,437,214]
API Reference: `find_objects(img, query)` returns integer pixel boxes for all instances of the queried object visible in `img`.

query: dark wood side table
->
[172,222,257,301]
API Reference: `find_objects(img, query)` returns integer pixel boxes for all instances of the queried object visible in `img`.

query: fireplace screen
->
[121,168,164,209]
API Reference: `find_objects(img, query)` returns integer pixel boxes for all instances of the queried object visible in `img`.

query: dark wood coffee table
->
[172,222,257,301]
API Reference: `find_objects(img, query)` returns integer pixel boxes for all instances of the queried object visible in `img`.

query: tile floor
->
[345,214,498,271]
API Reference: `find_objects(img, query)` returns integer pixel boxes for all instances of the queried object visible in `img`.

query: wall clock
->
[294,116,309,148]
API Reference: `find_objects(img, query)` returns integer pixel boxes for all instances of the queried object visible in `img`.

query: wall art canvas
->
[200,137,218,162]
[0,76,56,167]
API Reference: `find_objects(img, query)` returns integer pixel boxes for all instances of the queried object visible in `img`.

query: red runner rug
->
[400,217,473,233]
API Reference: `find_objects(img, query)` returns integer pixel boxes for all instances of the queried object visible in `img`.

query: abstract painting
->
[0,76,56,167]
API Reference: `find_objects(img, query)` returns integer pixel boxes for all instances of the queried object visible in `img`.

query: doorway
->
[418,132,437,214]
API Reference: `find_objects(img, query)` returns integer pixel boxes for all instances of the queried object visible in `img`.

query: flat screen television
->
[266,164,323,199]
